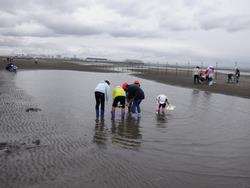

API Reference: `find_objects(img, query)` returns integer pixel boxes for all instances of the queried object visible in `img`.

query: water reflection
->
[204,90,212,97]
[155,113,168,128]
[111,116,142,150]
[93,119,108,146]
[192,89,200,95]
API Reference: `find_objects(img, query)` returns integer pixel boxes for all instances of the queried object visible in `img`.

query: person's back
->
[111,86,126,120]
[156,94,169,114]
[126,84,144,100]
[95,81,110,101]
[94,80,111,119]
[95,81,107,92]
[157,94,168,104]
[112,86,126,99]
[126,84,137,99]
[126,82,145,118]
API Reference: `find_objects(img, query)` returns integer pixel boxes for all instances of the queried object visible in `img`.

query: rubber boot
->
[96,109,99,119]
[131,113,137,118]
[121,112,125,120]
[128,105,131,114]
[111,111,115,120]
[101,110,105,120]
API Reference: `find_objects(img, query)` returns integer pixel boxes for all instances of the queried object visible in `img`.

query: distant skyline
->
[0,0,250,68]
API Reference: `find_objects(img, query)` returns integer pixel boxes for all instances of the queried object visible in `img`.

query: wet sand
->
[133,70,250,99]
[1,57,249,99]
[0,57,115,72]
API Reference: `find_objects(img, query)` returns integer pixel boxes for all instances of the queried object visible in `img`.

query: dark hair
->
[105,80,110,85]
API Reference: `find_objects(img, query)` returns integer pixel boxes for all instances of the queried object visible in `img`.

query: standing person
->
[111,85,126,120]
[94,80,110,120]
[123,80,145,118]
[193,66,200,84]
[235,68,240,83]
[156,94,170,114]
[207,66,215,86]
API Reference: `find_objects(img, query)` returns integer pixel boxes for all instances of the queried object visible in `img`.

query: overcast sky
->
[0,0,250,67]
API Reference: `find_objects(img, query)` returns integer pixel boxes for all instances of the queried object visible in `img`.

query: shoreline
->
[132,70,250,99]
[1,58,249,99]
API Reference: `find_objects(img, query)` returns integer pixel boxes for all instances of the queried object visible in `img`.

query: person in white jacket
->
[193,66,200,84]
[94,80,111,119]
[156,94,170,114]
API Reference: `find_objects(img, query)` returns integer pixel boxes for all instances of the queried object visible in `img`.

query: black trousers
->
[194,75,199,84]
[112,96,126,108]
[95,91,105,111]
[158,103,166,109]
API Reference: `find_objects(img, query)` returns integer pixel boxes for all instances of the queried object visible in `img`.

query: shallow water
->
[1,70,250,188]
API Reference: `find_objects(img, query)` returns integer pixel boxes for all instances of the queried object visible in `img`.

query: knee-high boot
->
[121,112,125,120]
[111,110,115,120]
[96,109,99,119]
[101,110,105,119]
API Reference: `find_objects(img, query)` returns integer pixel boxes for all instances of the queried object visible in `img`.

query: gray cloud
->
[199,15,250,32]
[0,0,250,67]
[0,37,25,47]
[1,0,250,37]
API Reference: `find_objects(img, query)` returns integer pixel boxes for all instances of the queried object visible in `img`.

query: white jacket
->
[193,67,200,76]
[156,94,168,104]
[95,81,110,101]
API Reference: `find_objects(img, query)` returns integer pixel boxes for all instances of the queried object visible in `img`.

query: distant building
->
[125,59,144,64]
[85,57,108,62]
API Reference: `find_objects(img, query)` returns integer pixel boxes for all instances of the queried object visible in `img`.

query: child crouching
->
[156,94,170,115]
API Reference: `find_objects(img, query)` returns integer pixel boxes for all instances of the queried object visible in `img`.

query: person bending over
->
[156,94,170,114]
[122,80,145,118]
[94,80,110,120]
[111,85,126,120]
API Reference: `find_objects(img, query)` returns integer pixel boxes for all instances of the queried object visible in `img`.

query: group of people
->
[193,66,215,86]
[5,63,18,73]
[228,68,240,83]
[5,57,18,72]
[94,79,170,120]
[94,80,145,120]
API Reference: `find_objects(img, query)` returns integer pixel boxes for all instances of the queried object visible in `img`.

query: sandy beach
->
[133,69,250,99]
[0,57,115,73]
[2,1,250,187]
[1,57,249,99]
[1,58,250,188]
